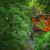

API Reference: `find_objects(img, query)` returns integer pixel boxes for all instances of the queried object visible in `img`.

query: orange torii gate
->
[31,12,50,32]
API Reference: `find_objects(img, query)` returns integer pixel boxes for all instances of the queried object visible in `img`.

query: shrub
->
[0,1,33,50]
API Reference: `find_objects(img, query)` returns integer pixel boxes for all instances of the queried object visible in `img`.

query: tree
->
[0,0,34,50]
[36,0,50,12]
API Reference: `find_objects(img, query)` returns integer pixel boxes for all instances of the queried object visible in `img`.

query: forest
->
[0,0,50,50]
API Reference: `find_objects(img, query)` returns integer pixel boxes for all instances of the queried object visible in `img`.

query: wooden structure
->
[31,12,50,32]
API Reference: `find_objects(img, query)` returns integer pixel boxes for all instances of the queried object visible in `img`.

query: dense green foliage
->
[34,32,50,50]
[0,0,34,50]
[0,0,50,50]
[36,0,50,12]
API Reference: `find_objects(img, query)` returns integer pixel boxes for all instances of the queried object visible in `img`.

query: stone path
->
[26,37,35,50]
